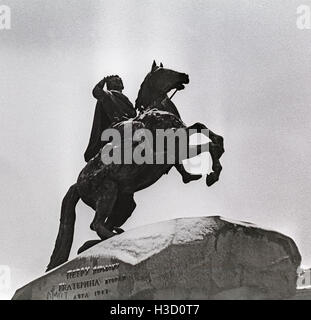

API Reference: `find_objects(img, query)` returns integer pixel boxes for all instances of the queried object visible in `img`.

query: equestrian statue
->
[46,61,224,271]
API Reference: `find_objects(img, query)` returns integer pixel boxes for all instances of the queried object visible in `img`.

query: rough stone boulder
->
[12,216,301,300]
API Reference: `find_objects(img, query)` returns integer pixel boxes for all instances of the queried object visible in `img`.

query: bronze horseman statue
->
[46,61,224,271]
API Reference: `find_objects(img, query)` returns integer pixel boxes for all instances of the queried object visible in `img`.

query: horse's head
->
[136,61,189,110]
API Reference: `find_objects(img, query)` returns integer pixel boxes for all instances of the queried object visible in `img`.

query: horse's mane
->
[135,73,151,112]
[135,70,181,119]
[135,83,144,111]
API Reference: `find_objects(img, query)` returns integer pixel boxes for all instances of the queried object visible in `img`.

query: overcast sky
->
[1,0,311,298]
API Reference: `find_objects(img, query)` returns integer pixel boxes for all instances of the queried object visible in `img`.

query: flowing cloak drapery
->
[84,90,136,162]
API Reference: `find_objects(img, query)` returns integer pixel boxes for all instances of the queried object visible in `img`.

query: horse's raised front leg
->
[173,124,208,183]
[206,142,223,186]
[90,179,118,240]
[175,164,202,184]
[183,122,210,160]
[185,123,225,187]
[206,129,224,186]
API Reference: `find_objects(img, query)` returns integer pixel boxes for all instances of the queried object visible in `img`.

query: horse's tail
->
[46,183,80,272]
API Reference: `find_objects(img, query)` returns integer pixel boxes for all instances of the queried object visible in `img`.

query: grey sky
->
[1,0,311,298]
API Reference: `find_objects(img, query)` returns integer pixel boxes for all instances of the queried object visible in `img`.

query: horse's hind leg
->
[77,191,132,254]
[105,193,136,233]
[90,180,118,240]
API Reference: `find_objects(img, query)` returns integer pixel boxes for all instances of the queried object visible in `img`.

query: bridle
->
[168,89,178,100]
[137,69,181,113]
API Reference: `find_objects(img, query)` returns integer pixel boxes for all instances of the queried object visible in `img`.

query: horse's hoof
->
[77,240,103,254]
[206,172,219,187]
[182,174,202,184]
[113,227,125,234]
[96,224,116,240]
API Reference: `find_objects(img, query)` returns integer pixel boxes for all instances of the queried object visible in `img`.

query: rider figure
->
[84,75,136,162]
[84,74,200,186]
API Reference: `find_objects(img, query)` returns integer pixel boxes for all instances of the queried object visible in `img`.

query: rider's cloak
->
[84,90,136,162]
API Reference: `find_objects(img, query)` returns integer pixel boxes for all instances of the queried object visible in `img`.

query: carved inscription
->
[46,262,127,300]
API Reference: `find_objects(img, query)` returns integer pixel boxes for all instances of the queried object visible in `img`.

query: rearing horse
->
[46,61,224,271]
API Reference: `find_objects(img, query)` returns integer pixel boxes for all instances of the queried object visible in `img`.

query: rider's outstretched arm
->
[92,78,110,101]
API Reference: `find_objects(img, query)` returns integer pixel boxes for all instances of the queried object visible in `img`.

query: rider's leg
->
[90,179,118,240]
